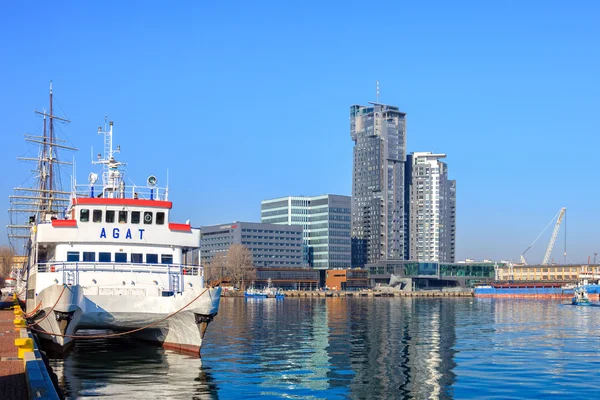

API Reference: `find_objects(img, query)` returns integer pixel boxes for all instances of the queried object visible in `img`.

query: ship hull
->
[474,284,600,299]
[29,284,221,356]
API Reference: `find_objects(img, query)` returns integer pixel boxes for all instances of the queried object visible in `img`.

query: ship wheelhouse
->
[34,196,201,296]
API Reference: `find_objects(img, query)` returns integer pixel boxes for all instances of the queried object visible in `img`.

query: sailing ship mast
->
[7,82,77,255]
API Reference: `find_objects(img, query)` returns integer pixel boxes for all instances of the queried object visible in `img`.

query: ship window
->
[106,210,115,223]
[146,254,158,264]
[161,254,173,264]
[83,252,95,262]
[115,252,127,263]
[93,210,102,223]
[131,253,143,263]
[156,212,165,225]
[131,211,141,224]
[67,252,80,262]
[118,211,128,223]
[99,252,111,262]
[144,212,153,224]
[80,209,90,222]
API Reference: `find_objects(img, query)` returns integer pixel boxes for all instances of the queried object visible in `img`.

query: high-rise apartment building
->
[350,103,407,267]
[405,152,456,262]
[261,195,351,270]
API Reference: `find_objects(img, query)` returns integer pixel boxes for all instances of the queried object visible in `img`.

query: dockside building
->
[199,221,318,289]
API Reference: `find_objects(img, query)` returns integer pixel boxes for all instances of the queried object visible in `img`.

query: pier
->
[0,295,59,400]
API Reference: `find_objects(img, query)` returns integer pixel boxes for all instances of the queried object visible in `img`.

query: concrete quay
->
[0,295,59,400]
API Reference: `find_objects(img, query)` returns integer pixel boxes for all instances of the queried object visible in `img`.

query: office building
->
[350,102,407,267]
[261,195,352,270]
[405,152,456,262]
[200,221,304,268]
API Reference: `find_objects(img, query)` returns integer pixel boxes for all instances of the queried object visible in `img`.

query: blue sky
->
[1,1,599,263]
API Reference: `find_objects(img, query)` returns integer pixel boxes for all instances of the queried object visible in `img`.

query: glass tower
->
[350,103,407,267]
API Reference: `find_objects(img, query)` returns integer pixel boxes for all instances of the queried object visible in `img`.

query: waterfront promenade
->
[0,295,27,400]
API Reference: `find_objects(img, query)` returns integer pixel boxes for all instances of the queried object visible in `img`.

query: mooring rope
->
[26,285,68,328]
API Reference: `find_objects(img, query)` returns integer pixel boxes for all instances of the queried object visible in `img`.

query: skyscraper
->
[350,103,407,267]
[260,194,352,270]
[405,152,456,262]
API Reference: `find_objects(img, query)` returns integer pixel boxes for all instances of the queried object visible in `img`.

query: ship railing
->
[34,262,202,276]
[34,262,202,292]
[72,184,169,201]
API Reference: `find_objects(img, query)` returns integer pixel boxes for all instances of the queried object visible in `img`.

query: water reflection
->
[49,335,218,399]
[48,297,600,399]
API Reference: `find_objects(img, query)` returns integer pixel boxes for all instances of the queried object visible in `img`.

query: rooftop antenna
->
[376,80,380,103]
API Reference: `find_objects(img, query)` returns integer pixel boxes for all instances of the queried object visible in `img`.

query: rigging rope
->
[28,287,210,339]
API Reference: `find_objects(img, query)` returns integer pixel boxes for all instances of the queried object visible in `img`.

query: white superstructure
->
[13,87,220,355]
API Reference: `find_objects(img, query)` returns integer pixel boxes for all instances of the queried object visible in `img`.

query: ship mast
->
[7,82,77,254]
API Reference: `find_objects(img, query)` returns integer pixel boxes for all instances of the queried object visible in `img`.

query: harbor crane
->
[520,207,567,265]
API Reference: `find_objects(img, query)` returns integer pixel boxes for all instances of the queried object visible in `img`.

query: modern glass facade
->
[261,195,351,270]
[350,103,406,267]
[367,260,500,279]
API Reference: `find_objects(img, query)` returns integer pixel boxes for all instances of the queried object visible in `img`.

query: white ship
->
[7,84,221,355]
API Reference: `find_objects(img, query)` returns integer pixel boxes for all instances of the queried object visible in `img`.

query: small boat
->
[245,279,284,299]
[572,287,591,306]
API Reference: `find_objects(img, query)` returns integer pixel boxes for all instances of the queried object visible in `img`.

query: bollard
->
[14,337,34,359]
[13,307,23,316]
[14,317,26,331]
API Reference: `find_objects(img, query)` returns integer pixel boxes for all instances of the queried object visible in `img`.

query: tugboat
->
[572,287,591,306]
[7,84,221,355]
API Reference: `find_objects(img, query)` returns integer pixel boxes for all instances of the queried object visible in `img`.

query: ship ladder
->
[171,274,180,293]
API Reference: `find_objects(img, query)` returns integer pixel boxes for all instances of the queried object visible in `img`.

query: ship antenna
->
[376,80,380,103]
[166,168,169,200]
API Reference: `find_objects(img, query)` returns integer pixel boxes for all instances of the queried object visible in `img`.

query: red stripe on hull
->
[73,198,172,209]
[51,219,77,227]
[162,341,201,357]
[475,293,600,300]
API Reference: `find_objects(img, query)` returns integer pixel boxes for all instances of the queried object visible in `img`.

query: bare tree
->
[205,253,227,286]
[225,244,256,291]
[0,246,15,282]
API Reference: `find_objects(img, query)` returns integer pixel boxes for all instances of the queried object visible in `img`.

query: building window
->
[92,210,102,223]
[119,211,128,223]
[156,212,165,225]
[131,253,143,263]
[161,254,173,264]
[67,251,80,262]
[83,252,95,262]
[80,209,90,222]
[99,252,111,262]
[131,211,141,224]
[106,210,115,223]
[144,212,153,224]
[115,253,127,263]
[146,254,158,264]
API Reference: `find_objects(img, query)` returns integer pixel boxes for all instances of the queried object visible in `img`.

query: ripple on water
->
[47,297,600,399]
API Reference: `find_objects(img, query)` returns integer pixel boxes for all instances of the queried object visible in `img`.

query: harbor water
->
[49,297,600,399]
